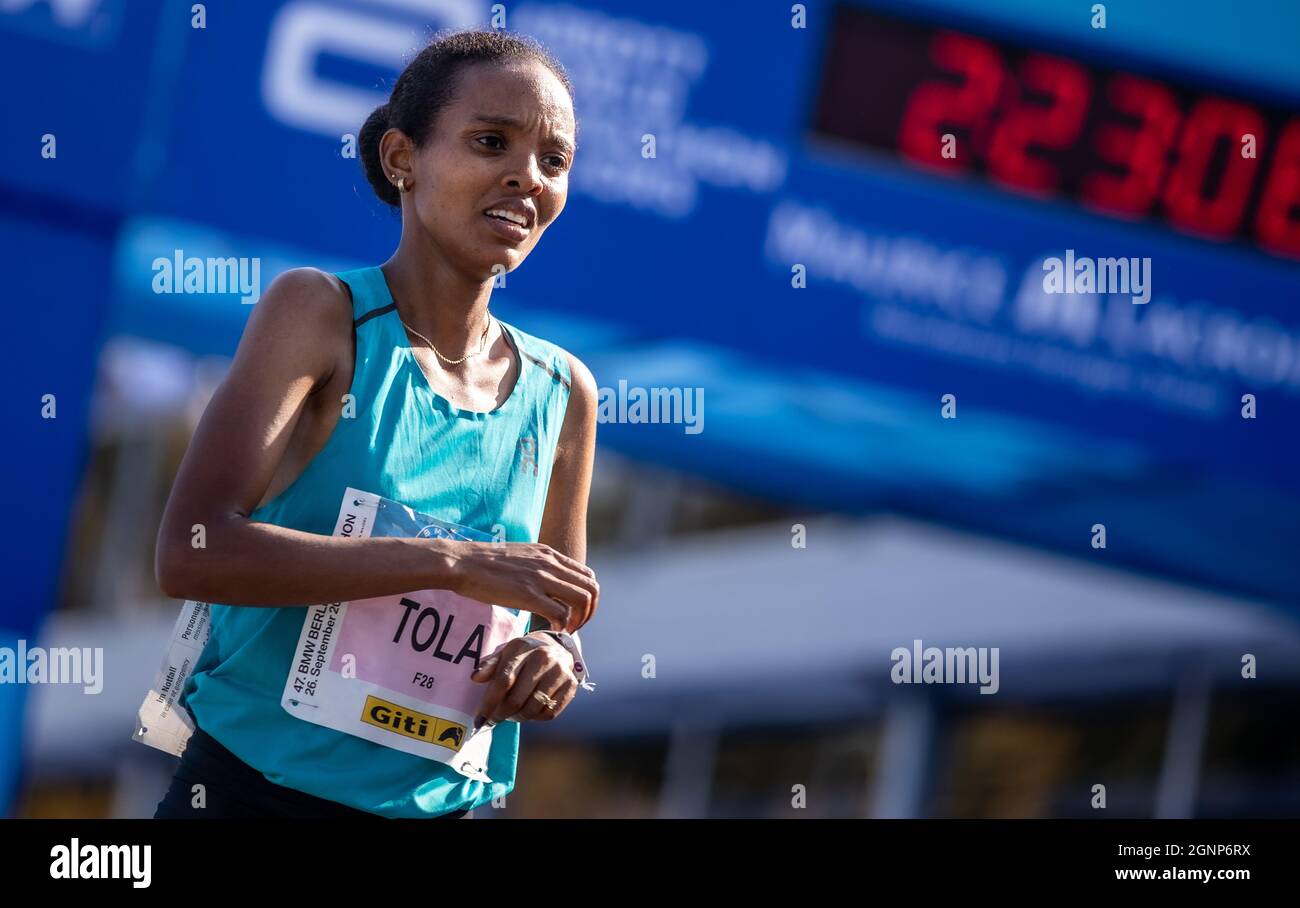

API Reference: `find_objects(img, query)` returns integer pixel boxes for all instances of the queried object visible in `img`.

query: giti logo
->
[361,695,466,751]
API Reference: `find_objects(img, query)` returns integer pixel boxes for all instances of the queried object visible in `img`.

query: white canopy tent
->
[560,515,1300,725]
[546,515,1300,816]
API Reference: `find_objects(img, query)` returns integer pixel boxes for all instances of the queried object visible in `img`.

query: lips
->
[483,211,530,244]
[485,209,529,228]
[481,198,537,246]
[483,199,536,228]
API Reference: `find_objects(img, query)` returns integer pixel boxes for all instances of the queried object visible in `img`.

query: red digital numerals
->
[897,29,1300,257]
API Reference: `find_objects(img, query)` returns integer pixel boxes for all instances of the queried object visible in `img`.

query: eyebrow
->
[470,114,577,154]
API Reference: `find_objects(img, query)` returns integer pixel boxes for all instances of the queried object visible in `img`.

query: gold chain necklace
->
[400,314,493,366]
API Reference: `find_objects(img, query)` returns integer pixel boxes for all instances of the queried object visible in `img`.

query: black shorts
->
[152,725,470,820]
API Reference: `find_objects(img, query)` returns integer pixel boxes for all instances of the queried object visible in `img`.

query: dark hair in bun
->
[359,29,574,209]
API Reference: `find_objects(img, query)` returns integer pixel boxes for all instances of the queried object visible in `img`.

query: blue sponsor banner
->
[118,0,1300,480]
[0,211,112,815]
[0,0,162,212]
[2,215,111,632]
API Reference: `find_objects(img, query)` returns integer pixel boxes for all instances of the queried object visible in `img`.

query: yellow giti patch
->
[360,695,467,751]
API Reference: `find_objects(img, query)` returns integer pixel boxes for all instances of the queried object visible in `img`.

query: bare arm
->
[528,350,600,631]
[473,349,600,723]
[154,268,592,630]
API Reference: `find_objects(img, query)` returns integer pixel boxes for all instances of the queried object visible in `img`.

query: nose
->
[503,151,545,196]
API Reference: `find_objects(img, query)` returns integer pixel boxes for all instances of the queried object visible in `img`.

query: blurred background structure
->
[4,0,1299,818]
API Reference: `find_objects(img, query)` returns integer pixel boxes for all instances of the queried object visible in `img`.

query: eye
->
[544,154,569,171]
[476,134,505,150]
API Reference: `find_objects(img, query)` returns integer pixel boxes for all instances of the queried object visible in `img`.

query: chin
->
[495,250,528,271]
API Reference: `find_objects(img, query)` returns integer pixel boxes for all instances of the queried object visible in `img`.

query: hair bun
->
[359,103,400,208]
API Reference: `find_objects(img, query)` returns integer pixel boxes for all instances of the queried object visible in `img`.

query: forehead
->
[447,59,575,134]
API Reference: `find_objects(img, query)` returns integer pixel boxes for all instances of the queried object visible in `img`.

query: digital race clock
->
[811,3,1300,260]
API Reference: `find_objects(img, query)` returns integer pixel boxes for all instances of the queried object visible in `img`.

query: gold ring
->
[532,690,558,710]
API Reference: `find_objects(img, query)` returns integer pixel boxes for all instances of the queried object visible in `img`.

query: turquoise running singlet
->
[178,265,573,817]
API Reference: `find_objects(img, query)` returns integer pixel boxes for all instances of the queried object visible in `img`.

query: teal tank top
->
[179,265,573,817]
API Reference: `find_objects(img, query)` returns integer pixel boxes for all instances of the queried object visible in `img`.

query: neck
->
[381,237,495,360]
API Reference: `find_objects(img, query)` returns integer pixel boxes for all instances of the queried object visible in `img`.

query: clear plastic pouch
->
[279,488,528,783]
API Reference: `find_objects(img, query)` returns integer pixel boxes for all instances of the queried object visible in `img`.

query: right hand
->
[446,541,599,634]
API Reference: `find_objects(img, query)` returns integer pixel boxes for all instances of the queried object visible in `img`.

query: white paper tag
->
[132,600,211,757]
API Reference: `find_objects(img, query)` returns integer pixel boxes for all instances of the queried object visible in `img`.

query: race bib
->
[281,488,529,783]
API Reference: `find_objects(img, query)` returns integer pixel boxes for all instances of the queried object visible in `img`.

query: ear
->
[379,128,415,184]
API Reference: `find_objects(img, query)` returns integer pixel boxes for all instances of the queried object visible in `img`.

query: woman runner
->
[152,30,599,819]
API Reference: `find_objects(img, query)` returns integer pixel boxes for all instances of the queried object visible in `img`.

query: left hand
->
[471,633,578,726]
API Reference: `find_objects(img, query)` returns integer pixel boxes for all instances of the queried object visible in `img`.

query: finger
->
[574,580,599,629]
[490,673,545,724]
[470,639,515,681]
[474,637,517,672]
[554,580,596,632]
[518,596,569,629]
[551,676,578,716]
[474,649,525,720]
[490,650,561,722]
[509,665,568,721]
[524,675,577,723]
[555,585,597,634]
[574,576,599,628]
[470,652,500,681]
[479,651,546,723]
[509,666,572,718]
[539,553,600,606]
[538,573,594,628]
[528,596,572,634]
[499,678,545,723]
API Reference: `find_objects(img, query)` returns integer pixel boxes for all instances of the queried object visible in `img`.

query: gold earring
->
[397,177,408,193]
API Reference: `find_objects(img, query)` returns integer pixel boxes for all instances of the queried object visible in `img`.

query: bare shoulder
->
[558,348,598,407]
[228,267,354,393]
[257,266,352,325]
[551,348,598,453]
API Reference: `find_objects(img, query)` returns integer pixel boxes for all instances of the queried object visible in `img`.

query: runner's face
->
[408,60,575,278]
